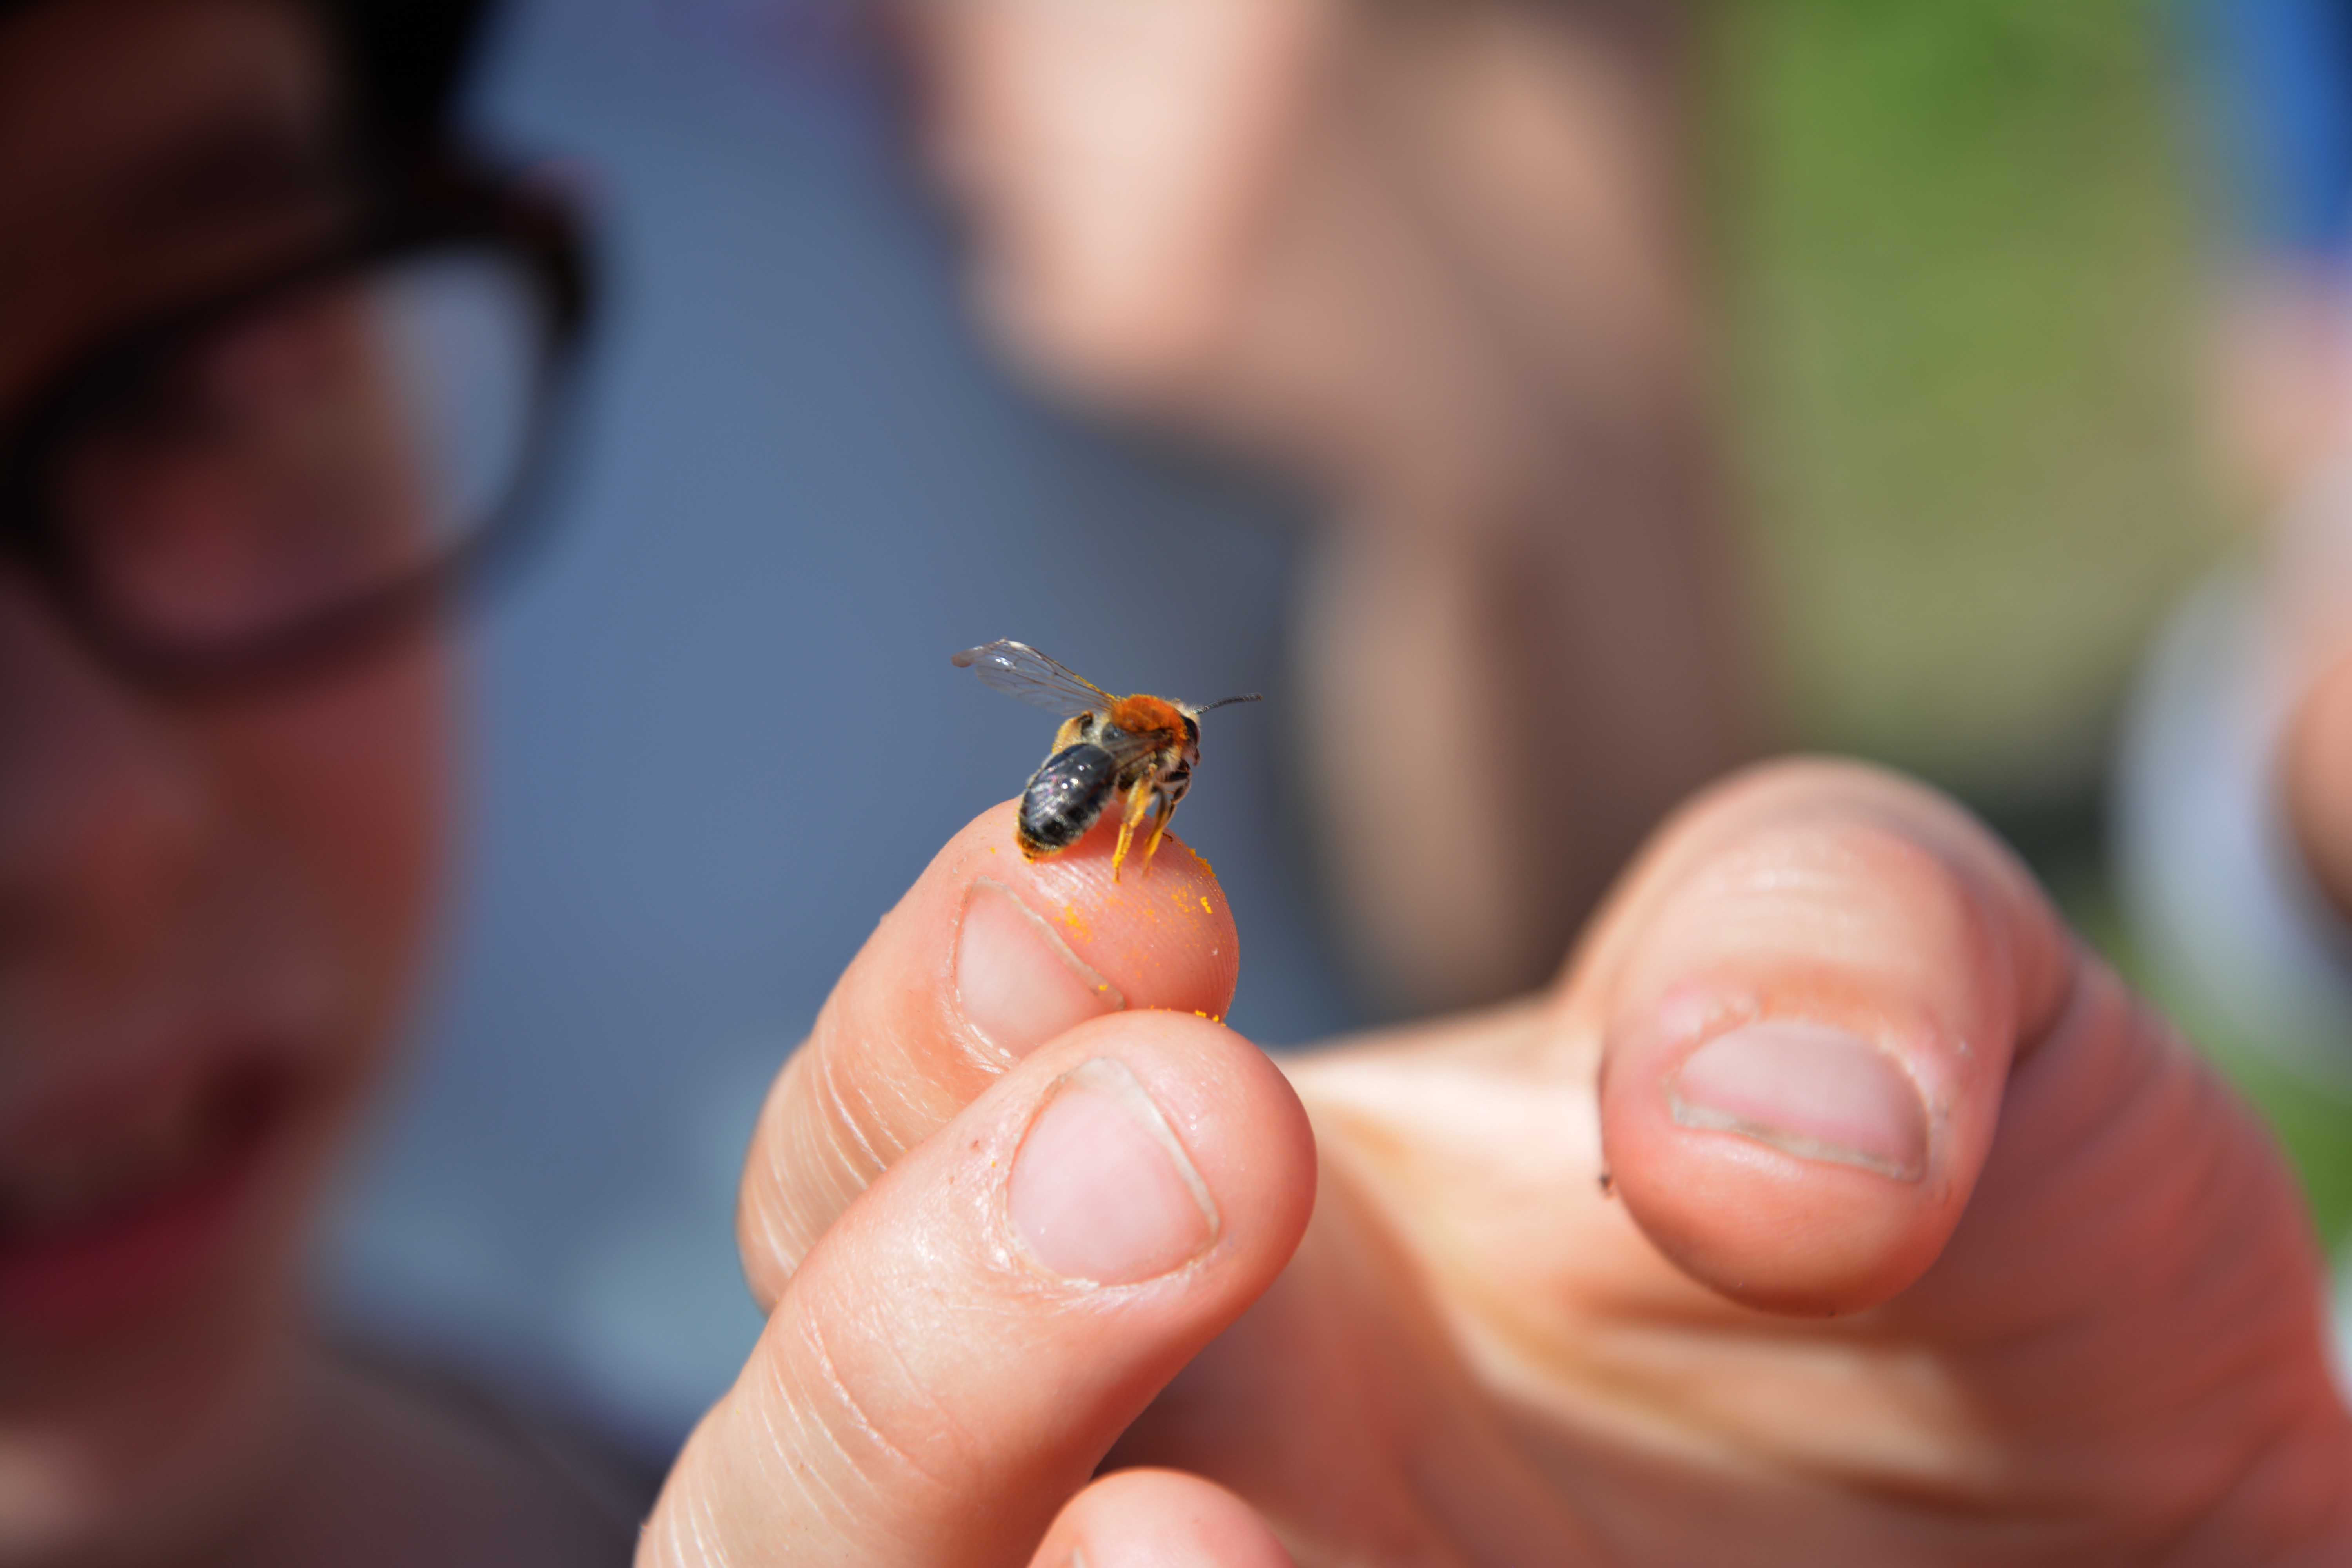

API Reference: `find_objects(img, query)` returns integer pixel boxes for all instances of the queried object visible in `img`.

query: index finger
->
[738,800,1239,1307]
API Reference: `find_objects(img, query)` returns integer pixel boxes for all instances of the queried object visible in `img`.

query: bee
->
[953,639,1260,879]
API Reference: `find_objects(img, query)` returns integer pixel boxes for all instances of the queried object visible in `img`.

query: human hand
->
[642,760,2352,1565]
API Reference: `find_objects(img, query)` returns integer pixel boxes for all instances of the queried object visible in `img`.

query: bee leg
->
[1141,792,1180,873]
[1110,778,1155,882]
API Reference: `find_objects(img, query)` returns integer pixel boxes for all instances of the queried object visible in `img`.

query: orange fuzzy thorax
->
[1109,694,1185,739]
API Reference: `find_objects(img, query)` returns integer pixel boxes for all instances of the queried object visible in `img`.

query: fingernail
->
[1669,1021,1929,1182]
[958,878,1123,1059]
[1009,1058,1219,1285]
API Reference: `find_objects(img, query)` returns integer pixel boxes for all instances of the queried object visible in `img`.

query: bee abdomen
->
[1018,743,1117,858]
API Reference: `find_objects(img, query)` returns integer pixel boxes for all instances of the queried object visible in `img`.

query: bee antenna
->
[1198,693,1264,714]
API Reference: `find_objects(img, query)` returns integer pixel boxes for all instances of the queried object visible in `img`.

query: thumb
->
[641,1014,1314,1567]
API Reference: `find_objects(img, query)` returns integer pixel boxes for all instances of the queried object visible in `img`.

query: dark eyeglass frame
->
[0,158,593,695]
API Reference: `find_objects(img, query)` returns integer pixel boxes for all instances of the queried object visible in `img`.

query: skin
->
[2213,267,2352,520]
[647,761,2352,1566]
[889,0,1759,1013]
[12,5,2352,1567]
[2286,649,2352,924]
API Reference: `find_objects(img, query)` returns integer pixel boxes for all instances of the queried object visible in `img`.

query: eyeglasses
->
[0,165,590,691]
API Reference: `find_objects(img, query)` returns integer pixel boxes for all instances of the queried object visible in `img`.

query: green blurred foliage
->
[1711,0,2230,811]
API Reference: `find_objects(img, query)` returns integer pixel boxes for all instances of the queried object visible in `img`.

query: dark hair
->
[315,0,493,146]
[0,0,493,150]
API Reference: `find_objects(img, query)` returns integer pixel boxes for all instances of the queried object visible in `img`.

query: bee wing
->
[951,639,1115,717]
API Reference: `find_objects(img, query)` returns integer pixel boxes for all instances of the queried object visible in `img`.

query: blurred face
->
[891,0,1336,412]
[0,0,449,1556]
[895,0,1695,508]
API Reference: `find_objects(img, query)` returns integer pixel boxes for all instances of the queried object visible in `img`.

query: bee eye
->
[1182,715,1200,746]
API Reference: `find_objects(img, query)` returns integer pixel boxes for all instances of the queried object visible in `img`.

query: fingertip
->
[1037,1011,1318,1278]
[1601,1037,1952,1314]
[739,803,1245,1300]
[1031,1470,1296,1568]
[1583,766,2064,1313]
[1600,997,1958,1313]
[941,800,1241,1044]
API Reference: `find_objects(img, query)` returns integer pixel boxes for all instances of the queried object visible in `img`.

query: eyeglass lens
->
[46,248,552,656]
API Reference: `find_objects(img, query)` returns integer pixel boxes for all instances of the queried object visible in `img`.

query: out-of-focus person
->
[885,0,1765,1013]
[0,0,650,1559]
